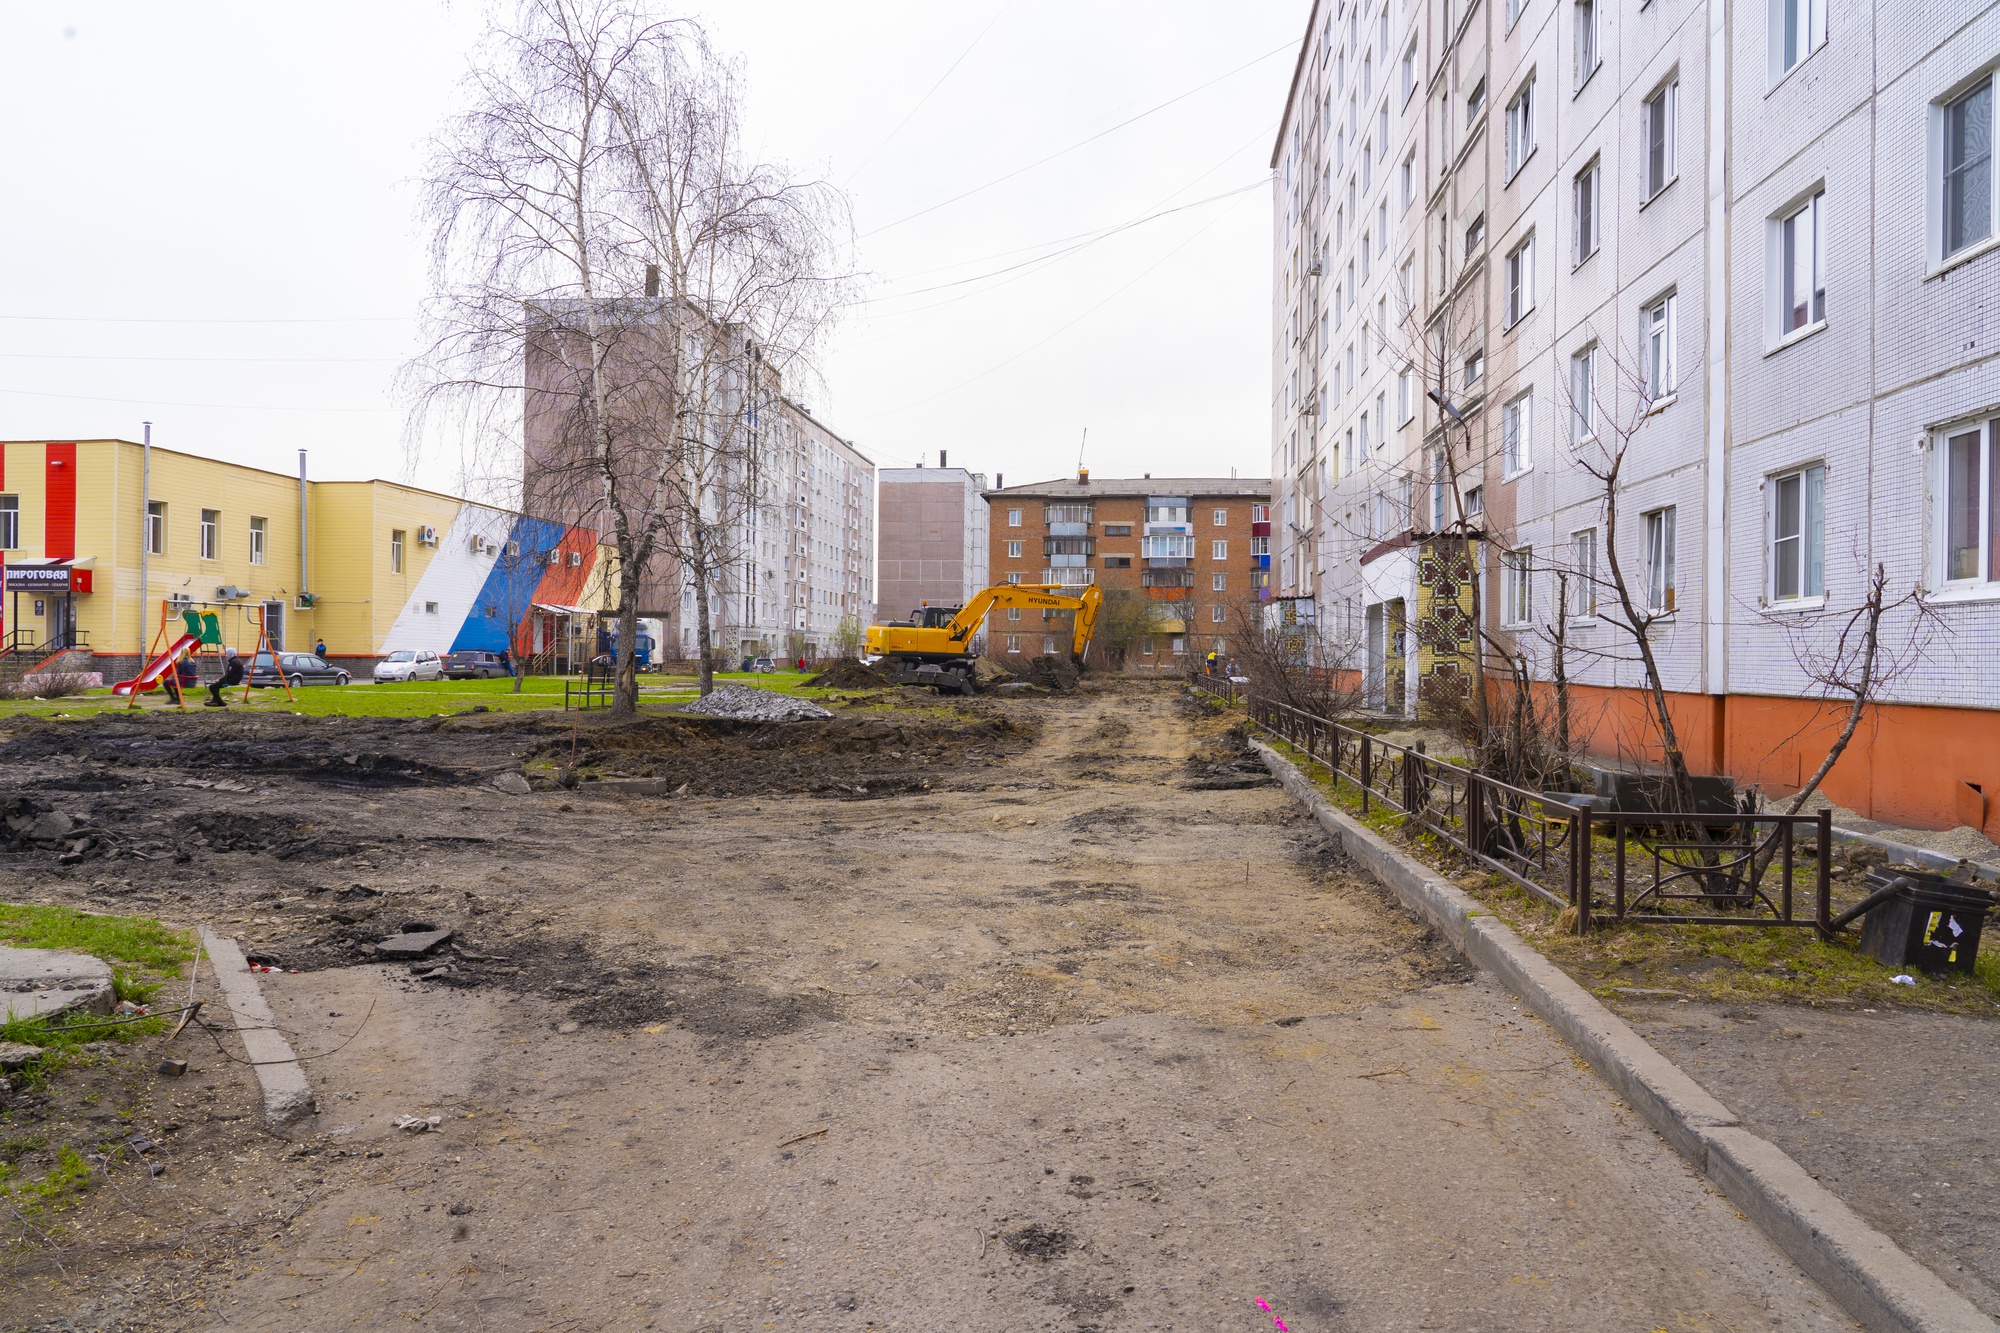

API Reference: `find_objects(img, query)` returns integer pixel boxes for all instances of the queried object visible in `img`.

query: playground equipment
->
[236,604,294,706]
[113,607,220,706]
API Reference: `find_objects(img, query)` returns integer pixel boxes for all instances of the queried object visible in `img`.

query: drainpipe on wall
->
[139,421,151,656]
[298,449,309,612]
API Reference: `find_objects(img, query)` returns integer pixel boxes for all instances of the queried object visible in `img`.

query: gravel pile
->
[680,684,833,722]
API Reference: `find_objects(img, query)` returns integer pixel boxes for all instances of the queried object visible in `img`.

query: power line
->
[0,313,411,325]
[0,385,394,412]
[0,352,400,364]
[851,189,1256,423]
[840,2,1014,188]
[856,39,1293,239]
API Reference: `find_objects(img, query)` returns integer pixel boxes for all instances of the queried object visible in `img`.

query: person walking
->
[206,648,245,708]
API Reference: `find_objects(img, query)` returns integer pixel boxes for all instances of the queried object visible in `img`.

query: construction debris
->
[376,929,455,959]
[680,684,834,723]
[491,771,533,796]
[393,1113,444,1133]
[1021,656,1079,691]
[803,660,891,690]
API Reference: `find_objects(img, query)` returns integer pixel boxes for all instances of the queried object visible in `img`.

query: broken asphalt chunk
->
[376,929,455,959]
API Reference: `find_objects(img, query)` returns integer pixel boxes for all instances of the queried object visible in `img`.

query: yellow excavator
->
[865,583,1103,695]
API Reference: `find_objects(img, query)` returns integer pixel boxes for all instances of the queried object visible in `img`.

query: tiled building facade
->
[1273,0,2000,835]
[876,465,989,623]
[983,475,1272,665]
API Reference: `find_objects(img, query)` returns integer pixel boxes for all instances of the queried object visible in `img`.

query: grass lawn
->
[0,903,197,1054]
[0,668,862,722]
[1259,733,2000,1015]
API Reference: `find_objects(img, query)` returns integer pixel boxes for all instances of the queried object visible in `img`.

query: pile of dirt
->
[1022,655,1080,691]
[1183,722,1278,791]
[804,660,892,690]
[680,684,834,722]
[531,711,1034,797]
[0,794,112,863]
[185,810,370,861]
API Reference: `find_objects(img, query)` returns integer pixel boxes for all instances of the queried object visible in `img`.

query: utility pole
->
[139,421,152,656]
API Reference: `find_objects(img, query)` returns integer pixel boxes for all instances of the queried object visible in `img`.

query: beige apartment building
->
[877,458,990,622]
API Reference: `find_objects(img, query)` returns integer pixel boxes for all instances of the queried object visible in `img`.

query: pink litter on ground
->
[1255,1298,1289,1331]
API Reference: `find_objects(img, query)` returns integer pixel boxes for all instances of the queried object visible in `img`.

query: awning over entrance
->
[530,603,598,616]
[3,560,91,594]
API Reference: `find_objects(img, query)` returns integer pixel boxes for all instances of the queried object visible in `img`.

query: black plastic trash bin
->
[1856,871,1995,973]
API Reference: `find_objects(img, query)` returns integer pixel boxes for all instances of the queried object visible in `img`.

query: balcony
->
[1046,554,1090,567]
[1041,568,1095,587]
[1044,537,1095,556]
[1047,522,1091,538]
[1141,569,1193,588]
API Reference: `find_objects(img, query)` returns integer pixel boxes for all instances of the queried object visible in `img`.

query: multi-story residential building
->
[1273,0,2000,838]
[877,458,990,623]
[0,437,608,682]
[983,472,1271,665]
[522,298,873,666]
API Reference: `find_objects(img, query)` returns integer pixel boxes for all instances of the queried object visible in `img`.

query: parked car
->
[443,649,510,679]
[373,649,444,682]
[751,657,777,673]
[248,651,350,689]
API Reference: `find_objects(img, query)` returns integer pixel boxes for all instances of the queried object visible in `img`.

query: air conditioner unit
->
[568,552,583,567]
[166,593,194,610]
[216,585,248,601]
[545,549,564,566]
[295,592,317,610]
[417,525,439,546]
[470,535,488,555]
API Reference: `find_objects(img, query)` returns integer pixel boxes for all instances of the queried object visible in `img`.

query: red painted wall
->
[44,442,76,561]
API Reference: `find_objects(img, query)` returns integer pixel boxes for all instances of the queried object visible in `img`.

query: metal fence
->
[564,663,613,711]
[1192,678,1834,934]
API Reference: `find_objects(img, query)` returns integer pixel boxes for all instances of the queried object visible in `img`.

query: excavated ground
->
[0,683,1860,1331]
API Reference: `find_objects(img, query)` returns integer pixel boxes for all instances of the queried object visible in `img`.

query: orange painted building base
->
[1556,683,2000,841]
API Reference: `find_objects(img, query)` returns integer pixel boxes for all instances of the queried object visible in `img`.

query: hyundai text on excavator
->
[864,583,1103,695]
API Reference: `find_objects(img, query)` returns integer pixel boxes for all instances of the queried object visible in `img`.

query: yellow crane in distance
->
[865,583,1103,694]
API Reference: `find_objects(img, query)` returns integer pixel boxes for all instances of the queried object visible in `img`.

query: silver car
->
[373,649,444,682]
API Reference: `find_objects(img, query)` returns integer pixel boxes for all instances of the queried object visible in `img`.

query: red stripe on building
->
[45,442,76,561]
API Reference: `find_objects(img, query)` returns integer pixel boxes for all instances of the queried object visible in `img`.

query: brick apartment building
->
[984,472,1272,666]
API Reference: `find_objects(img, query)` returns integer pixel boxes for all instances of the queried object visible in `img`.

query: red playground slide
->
[111,634,201,697]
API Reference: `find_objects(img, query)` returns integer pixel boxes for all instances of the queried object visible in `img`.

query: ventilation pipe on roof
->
[940,450,947,468]
[1078,467,1090,485]
[644,263,660,297]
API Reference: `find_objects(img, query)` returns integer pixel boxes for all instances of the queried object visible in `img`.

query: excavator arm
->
[945,584,1100,656]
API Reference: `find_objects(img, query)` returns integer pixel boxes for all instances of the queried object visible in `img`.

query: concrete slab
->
[198,928,314,1125]
[0,944,114,1023]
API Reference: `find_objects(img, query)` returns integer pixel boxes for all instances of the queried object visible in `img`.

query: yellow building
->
[1,438,610,678]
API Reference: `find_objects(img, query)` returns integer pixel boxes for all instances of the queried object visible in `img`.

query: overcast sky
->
[0,2,1306,495]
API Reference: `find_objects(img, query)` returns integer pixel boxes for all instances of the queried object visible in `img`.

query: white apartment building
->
[696,397,876,663]
[1273,0,2000,836]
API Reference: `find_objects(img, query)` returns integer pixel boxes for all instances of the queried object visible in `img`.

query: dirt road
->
[5,685,1857,1330]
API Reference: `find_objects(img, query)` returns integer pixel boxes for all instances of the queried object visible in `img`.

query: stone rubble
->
[680,684,833,723]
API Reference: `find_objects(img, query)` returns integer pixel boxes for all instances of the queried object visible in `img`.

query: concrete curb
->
[198,928,315,1126]
[1252,739,1996,1333]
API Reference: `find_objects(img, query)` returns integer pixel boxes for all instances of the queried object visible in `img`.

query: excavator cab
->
[914,605,960,629]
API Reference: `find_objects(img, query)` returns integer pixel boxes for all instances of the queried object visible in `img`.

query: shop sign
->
[5,565,78,593]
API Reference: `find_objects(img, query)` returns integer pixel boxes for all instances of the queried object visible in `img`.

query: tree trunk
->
[612,571,641,714]
[692,555,716,696]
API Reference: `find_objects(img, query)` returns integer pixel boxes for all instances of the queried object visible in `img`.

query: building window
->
[1465,212,1485,258]
[1141,637,1155,656]
[1501,548,1533,627]
[1103,523,1132,537]
[424,600,440,615]
[1042,636,1056,654]
[1571,529,1598,617]
[1466,78,1486,126]
[1504,233,1534,325]
[1402,149,1415,208]
[147,501,166,556]
[1573,159,1600,264]
[1465,485,1484,517]
[1250,535,1270,557]
[1769,464,1826,601]
[1007,606,1021,621]
[1212,508,1228,526]
[1644,506,1678,612]
[1007,507,1023,527]
[1943,78,1994,261]
[1576,1,1600,88]
[1506,0,1524,26]
[1211,604,1227,624]
[1463,349,1484,387]
[1211,540,1228,560]
[1505,75,1536,177]
[1171,636,1187,656]
[1251,503,1269,523]
[1005,634,1020,653]
[1103,556,1132,569]
[200,509,219,561]
[391,529,405,574]
[1644,79,1679,199]
[1501,393,1533,478]
[1570,345,1597,442]
[1773,0,1826,80]
[1212,572,1227,591]
[1641,294,1677,401]
[1007,572,1022,585]
[1778,191,1826,336]
[1398,368,1414,423]
[249,517,268,566]
[1007,540,1023,558]
[1940,421,2000,584]
[1428,448,1450,531]
[0,496,15,550]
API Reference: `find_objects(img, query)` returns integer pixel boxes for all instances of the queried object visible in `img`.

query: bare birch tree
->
[404,0,851,711]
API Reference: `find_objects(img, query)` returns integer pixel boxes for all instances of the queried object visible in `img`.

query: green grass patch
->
[0,903,193,974]
[1260,737,2000,1015]
[0,1145,93,1217]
